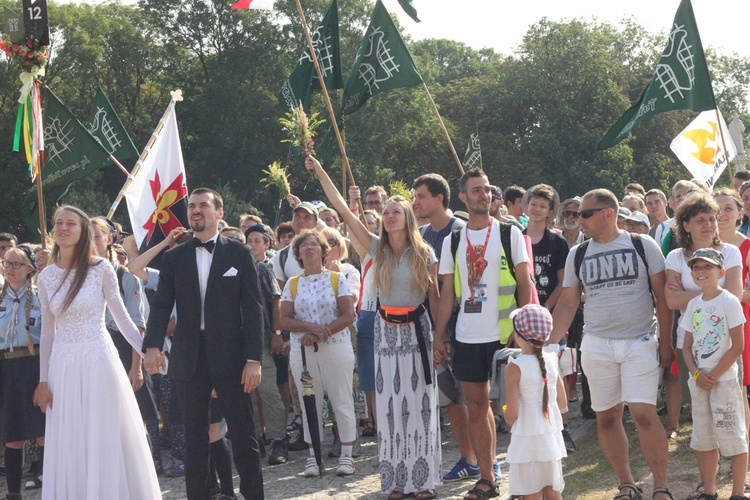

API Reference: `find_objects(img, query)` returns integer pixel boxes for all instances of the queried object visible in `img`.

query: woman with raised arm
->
[306,156,441,500]
[33,205,161,499]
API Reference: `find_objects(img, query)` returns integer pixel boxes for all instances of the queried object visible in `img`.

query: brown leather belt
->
[1,345,39,360]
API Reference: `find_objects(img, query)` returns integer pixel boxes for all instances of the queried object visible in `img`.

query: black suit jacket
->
[144,235,264,381]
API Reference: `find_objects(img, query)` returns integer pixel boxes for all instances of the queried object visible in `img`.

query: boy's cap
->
[510,304,553,346]
[624,211,650,229]
[293,202,319,219]
[688,248,725,269]
[244,224,271,241]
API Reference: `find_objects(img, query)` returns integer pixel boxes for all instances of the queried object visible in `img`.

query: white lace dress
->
[37,259,162,500]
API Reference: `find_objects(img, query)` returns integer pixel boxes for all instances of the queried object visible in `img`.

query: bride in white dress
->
[32,206,162,499]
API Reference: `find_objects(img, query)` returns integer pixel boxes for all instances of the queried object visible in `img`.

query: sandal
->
[362,420,376,437]
[665,428,678,440]
[415,490,437,500]
[387,491,408,500]
[464,478,499,500]
[614,483,643,500]
[695,494,717,500]
[685,482,705,500]
[652,487,673,499]
[729,496,750,500]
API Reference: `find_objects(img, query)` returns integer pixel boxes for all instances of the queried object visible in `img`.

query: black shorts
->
[452,339,503,383]
[273,353,289,385]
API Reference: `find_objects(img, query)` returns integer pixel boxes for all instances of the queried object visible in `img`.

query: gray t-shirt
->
[562,231,665,340]
[368,235,437,307]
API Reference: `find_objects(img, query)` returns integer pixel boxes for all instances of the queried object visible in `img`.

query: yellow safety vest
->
[453,225,517,344]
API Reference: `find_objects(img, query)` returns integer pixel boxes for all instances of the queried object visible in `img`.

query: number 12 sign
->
[22,0,48,46]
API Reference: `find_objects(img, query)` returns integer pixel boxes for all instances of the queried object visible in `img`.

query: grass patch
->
[562,416,748,499]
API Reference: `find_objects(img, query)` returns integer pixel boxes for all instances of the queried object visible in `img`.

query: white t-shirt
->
[679,289,745,381]
[438,220,529,344]
[271,246,303,283]
[280,270,352,343]
[666,244,741,348]
[562,231,666,340]
[653,218,676,247]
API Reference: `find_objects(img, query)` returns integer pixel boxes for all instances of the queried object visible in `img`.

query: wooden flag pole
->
[293,0,365,216]
[714,107,734,183]
[422,81,464,175]
[110,154,130,176]
[34,172,47,250]
[107,97,178,219]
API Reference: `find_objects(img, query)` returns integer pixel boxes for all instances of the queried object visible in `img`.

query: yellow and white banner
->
[670,109,737,188]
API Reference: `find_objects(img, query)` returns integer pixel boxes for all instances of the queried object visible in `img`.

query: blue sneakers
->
[493,460,502,482]
[442,457,480,482]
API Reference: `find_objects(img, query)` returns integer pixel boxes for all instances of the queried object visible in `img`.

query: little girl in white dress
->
[504,304,567,499]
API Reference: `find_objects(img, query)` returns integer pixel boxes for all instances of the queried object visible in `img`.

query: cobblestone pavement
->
[0,399,594,499]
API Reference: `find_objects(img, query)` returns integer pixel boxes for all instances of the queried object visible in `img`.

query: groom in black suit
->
[144,187,264,499]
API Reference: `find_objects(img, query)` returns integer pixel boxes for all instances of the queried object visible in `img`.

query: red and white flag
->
[124,98,189,253]
[670,109,737,189]
[230,0,274,10]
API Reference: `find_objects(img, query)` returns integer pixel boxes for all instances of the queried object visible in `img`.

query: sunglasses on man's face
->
[576,207,608,219]
[562,210,579,218]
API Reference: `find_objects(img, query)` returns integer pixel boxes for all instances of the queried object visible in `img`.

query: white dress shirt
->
[196,233,219,330]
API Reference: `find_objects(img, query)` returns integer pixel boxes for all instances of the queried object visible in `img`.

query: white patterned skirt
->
[374,311,442,494]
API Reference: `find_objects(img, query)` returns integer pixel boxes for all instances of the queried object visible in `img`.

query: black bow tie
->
[194,238,215,253]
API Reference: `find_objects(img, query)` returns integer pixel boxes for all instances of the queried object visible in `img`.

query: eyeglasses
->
[299,241,321,249]
[577,207,608,219]
[562,210,579,219]
[365,200,383,208]
[326,239,339,247]
[1,261,25,270]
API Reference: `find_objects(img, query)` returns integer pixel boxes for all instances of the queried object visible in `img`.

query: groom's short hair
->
[190,188,223,210]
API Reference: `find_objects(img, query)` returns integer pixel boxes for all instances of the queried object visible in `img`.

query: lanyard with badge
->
[464,221,492,313]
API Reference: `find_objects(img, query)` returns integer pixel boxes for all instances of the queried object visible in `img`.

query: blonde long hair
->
[49,206,98,314]
[372,196,432,297]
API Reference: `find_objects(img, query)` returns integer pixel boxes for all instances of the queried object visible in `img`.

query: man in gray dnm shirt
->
[550,189,674,500]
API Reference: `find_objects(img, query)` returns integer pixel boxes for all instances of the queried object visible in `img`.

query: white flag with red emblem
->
[124,98,189,252]
[230,0,274,10]
[670,109,737,189]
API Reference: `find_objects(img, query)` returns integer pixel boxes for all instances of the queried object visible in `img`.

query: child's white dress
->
[505,351,566,495]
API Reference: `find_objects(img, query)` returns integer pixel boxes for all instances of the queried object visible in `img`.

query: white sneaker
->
[304,457,320,477]
[336,456,355,476]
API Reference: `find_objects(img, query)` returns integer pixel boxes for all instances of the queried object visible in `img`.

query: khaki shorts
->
[580,334,659,412]
[688,377,748,456]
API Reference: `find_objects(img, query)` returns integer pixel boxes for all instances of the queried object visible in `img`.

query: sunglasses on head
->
[577,207,608,219]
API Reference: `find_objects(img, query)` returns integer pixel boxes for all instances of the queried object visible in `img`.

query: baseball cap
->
[688,248,725,269]
[624,211,650,229]
[617,207,631,218]
[509,304,553,346]
[244,224,271,241]
[294,202,319,219]
[490,186,503,200]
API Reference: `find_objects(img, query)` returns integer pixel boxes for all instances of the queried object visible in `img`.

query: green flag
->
[3,7,23,43]
[278,0,342,111]
[397,0,419,23]
[463,130,482,170]
[42,88,111,189]
[87,85,139,163]
[340,0,423,117]
[598,0,716,150]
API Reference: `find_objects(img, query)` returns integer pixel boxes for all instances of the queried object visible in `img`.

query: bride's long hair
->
[49,205,98,313]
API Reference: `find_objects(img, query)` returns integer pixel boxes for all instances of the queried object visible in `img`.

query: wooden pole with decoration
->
[107,90,183,219]
[714,107,734,183]
[422,82,464,175]
[293,0,365,216]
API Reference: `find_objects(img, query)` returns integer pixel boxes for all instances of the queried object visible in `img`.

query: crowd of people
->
[2,164,750,500]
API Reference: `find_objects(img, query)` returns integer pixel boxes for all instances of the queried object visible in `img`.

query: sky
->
[382,0,750,58]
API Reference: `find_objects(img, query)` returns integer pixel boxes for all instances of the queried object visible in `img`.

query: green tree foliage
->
[0,0,748,241]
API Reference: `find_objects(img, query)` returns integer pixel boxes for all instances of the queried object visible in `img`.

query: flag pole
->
[293,0,365,216]
[421,81,464,175]
[107,97,177,219]
[34,172,47,250]
[714,107,734,182]
[110,154,130,176]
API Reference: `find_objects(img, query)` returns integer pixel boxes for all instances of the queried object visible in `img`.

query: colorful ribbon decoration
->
[13,67,46,181]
